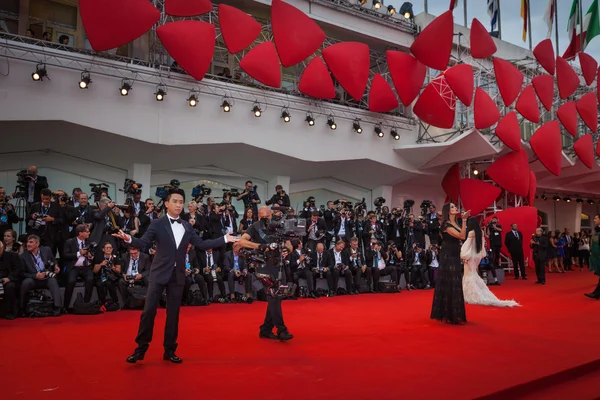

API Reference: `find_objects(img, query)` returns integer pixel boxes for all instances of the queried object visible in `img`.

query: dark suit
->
[128,216,226,353]
[27,175,48,204]
[199,250,225,299]
[27,202,62,250]
[309,250,334,290]
[289,249,318,294]
[305,218,327,252]
[505,230,526,278]
[62,237,95,308]
[342,246,372,291]
[182,248,208,303]
[325,248,353,292]
[531,235,549,284]
[224,250,253,296]
[118,252,151,307]
[0,251,23,316]
[19,246,62,309]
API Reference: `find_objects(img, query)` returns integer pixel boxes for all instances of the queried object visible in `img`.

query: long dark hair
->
[441,203,451,225]
[466,217,482,253]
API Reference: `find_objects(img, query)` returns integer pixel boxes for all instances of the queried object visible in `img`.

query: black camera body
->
[44,260,57,279]
[373,197,386,208]
[89,182,110,202]
[122,179,142,196]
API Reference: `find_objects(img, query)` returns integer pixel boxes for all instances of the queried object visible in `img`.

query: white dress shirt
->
[75,239,86,267]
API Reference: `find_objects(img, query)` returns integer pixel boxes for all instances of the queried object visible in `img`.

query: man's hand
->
[216,267,221,273]
[203,267,210,273]
[100,260,108,267]
[1,277,9,284]
[108,201,116,208]
[80,248,88,256]
[226,233,239,243]
[323,267,328,272]
[112,229,131,242]
[35,272,46,280]
[234,270,241,277]
[54,266,60,274]
[299,255,306,262]
[42,215,54,222]
[135,273,142,280]
[361,266,367,273]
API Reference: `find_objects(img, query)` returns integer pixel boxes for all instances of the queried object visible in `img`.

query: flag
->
[520,0,529,42]
[449,0,459,10]
[567,0,579,42]
[487,0,499,31]
[543,0,555,38]
[564,0,600,59]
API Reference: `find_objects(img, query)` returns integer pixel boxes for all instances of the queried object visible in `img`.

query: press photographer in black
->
[239,206,294,341]
[486,217,503,273]
[531,228,549,285]
[236,180,261,218]
[0,241,22,320]
[265,185,290,209]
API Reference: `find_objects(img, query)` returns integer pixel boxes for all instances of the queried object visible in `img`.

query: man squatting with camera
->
[239,206,294,341]
[112,188,239,364]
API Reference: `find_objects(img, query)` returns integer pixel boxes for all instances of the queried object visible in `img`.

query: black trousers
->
[534,255,546,283]
[20,277,62,309]
[203,271,226,299]
[511,251,526,278]
[227,271,253,295]
[395,265,410,286]
[293,268,317,293]
[95,277,119,304]
[184,274,208,302]
[563,247,572,268]
[350,266,372,290]
[411,265,430,287]
[64,267,94,308]
[260,295,287,335]
[135,272,184,353]
[118,278,148,307]
[331,268,353,292]
[1,280,18,316]
[373,266,397,290]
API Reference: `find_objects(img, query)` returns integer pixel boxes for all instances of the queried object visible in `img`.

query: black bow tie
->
[170,218,182,224]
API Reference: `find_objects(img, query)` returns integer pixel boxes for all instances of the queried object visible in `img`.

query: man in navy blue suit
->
[114,188,238,364]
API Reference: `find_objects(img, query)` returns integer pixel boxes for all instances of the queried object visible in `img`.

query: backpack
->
[127,286,146,310]
[72,293,102,315]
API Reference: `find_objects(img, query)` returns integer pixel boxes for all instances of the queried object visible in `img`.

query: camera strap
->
[31,252,44,272]
[256,225,271,244]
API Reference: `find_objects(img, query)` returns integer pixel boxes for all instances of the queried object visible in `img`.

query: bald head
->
[27,165,38,175]
[258,206,272,219]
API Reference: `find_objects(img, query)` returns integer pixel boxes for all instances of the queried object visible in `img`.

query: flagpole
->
[527,0,533,50]
[498,0,502,40]
[579,0,584,52]
[424,0,428,14]
[554,0,560,56]
[463,0,467,27]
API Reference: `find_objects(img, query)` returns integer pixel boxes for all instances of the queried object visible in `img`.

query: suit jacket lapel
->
[163,217,177,249]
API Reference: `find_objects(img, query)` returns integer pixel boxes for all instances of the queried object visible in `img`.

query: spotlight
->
[187,93,198,107]
[399,2,414,19]
[588,199,595,205]
[576,198,583,203]
[119,80,132,96]
[563,197,571,203]
[305,113,315,126]
[222,99,231,112]
[375,125,384,137]
[79,71,91,89]
[473,168,479,176]
[553,196,561,202]
[327,116,337,130]
[32,64,47,81]
[387,5,396,15]
[281,108,291,122]
[252,103,262,117]
[353,120,363,134]
[541,194,548,201]
[391,129,400,140]
[155,85,166,101]
[373,0,381,8]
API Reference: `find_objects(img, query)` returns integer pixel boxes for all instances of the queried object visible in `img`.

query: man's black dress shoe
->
[584,293,600,299]
[163,353,183,363]
[259,331,278,340]
[278,332,294,341]
[126,352,145,363]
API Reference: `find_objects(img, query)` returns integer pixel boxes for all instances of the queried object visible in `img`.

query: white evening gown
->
[461,235,519,307]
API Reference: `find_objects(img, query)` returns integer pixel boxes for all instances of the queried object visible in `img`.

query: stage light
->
[222,99,231,112]
[387,5,396,15]
[473,168,479,176]
[588,199,595,205]
[541,194,547,201]
[119,80,132,96]
[79,71,91,89]
[32,64,47,81]
[375,126,383,137]
[373,0,381,8]
[576,198,583,203]
[252,103,262,117]
[399,2,414,19]
[281,108,291,122]
[155,85,166,101]
[305,114,315,126]
[391,129,400,140]
[353,120,362,133]
[563,197,571,203]
[553,196,561,202]
[188,94,198,107]
[327,116,337,130]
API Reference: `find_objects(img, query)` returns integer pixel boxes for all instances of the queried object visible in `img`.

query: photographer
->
[289,239,318,299]
[325,240,354,295]
[236,180,261,218]
[486,217,503,271]
[362,213,385,247]
[19,235,62,316]
[305,211,327,253]
[265,185,290,208]
[63,224,95,311]
[200,248,226,302]
[531,228,548,285]
[323,201,339,249]
[239,206,294,341]
[407,214,425,249]
[0,241,22,320]
[119,246,150,308]
[90,198,117,250]
[138,198,159,236]
[366,240,397,292]
[224,242,253,302]
[426,205,441,245]
[72,193,94,236]
[387,241,408,291]
[425,244,440,287]
[334,209,354,247]
[182,244,208,305]
[0,192,19,238]
[389,208,405,251]
[56,192,81,262]
[27,188,61,253]
[342,237,371,294]
[93,242,122,307]
[310,243,334,292]
[300,196,322,219]
[22,165,49,205]
[407,243,431,289]
[208,203,229,264]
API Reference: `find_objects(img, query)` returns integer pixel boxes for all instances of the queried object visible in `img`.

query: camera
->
[121,179,142,196]
[192,184,212,200]
[125,275,136,287]
[82,242,98,258]
[14,169,34,198]
[420,200,432,216]
[373,197,386,208]
[0,282,4,296]
[354,198,367,213]
[403,199,415,211]
[89,182,110,202]
[44,260,57,278]
[28,212,44,230]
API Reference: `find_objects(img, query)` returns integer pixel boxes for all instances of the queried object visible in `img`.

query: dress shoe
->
[163,353,183,363]
[259,331,278,340]
[522,277,527,280]
[584,293,600,300]
[309,292,318,299]
[126,351,145,363]
[278,331,294,341]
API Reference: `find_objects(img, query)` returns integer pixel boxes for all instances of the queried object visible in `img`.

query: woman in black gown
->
[430,203,470,325]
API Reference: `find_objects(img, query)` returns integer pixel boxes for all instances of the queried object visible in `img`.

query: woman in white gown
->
[461,218,519,307]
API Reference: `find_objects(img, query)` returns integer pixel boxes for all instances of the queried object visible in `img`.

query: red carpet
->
[2,271,599,400]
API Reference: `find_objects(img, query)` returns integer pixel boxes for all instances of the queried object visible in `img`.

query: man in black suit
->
[62,224,95,310]
[505,223,526,279]
[224,242,253,302]
[199,248,226,301]
[113,188,238,364]
[24,165,49,205]
[0,241,22,319]
[19,235,62,315]
[531,228,548,285]
[27,188,61,251]
[182,244,208,304]
[119,246,151,306]
[305,211,327,252]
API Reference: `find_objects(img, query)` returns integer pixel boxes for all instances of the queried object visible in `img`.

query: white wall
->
[391,182,446,216]
[535,199,587,232]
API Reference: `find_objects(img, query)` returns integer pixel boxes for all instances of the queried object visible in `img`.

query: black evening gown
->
[430,222,467,324]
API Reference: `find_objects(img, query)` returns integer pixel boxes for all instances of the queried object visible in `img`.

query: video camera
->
[264,217,307,238]
[374,197,386,208]
[14,169,34,199]
[82,242,98,258]
[89,182,110,203]
[420,200,432,216]
[191,184,212,200]
[156,179,183,202]
[354,198,367,213]
[121,179,142,196]
[403,199,415,211]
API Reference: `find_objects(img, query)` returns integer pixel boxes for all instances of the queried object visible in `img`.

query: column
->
[127,163,152,200]
[371,185,393,207]
[267,176,291,198]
